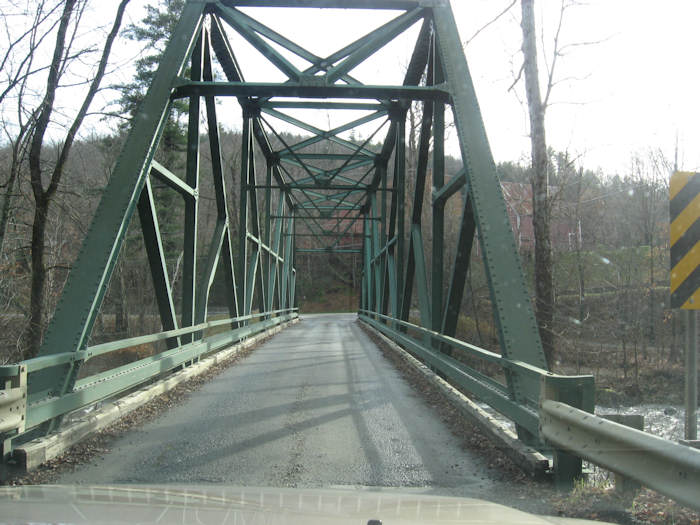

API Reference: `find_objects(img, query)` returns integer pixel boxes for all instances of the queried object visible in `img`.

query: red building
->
[500,181,579,254]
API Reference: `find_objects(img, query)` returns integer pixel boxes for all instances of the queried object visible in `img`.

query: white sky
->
[454,0,700,175]
[15,0,700,176]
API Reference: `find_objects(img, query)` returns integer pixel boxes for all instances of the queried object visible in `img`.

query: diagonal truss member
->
[22,0,548,443]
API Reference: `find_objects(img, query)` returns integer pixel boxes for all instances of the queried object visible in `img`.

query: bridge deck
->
[58,314,502,496]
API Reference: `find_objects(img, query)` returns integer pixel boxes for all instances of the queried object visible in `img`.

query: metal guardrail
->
[540,397,700,511]
[358,310,593,442]
[0,309,298,446]
[359,310,700,507]
[360,310,593,436]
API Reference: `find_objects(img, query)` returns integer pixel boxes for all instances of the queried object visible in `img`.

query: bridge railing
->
[359,310,700,510]
[358,310,593,444]
[0,309,298,446]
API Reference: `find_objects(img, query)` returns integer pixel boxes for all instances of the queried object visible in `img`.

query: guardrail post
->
[540,374,595,489]
[600,414,644,494]
[0,365,27,461]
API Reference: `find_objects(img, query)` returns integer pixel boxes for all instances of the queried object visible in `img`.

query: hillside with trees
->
[0,0,680,406]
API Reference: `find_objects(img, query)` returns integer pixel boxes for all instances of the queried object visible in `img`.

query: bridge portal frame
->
[0,0,596,486]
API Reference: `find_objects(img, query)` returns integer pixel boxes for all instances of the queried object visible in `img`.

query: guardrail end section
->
[539,373,595,489]
[1,365,27,456]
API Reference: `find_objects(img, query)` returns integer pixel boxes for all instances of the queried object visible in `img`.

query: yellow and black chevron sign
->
[671,171,700,309]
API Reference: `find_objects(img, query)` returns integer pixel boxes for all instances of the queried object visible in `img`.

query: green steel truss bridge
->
[1,0,698,505]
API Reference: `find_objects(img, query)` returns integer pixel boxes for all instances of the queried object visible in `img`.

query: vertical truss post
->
[441,193,476,354]
[195,30,237,333]
[431,40,445,336]
[432,4,548,439]
[28,2,206,428]
[263,162,272,317]
[291,216,297,308]
[360,216,372,310]
[182,31,204,344]
[393,105,407,322]
[137,177,180,348]
[401,71,434,328]
[370,191,381,314]
[379,162,388,317]
[238,115,252,319]
[281,215,294,309]
[268,187,284,313]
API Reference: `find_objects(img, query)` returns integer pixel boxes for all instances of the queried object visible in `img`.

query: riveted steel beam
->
[5,0,564,472]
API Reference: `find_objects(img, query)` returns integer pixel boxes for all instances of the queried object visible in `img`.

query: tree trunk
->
[521,0,554,367]
[27,199,48,357]
[21,0,128,358]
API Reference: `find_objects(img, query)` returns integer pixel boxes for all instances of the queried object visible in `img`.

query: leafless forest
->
[0,0,678,405]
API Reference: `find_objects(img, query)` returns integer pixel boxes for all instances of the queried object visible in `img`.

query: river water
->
[595,404,697,442]
[478,402,698,484]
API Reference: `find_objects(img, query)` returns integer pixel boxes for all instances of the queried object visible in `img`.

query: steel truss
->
[1,0,596,485]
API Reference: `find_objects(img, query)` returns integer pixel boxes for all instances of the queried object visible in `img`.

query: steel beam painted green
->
[137,177,179,347]
[370,193,382,312]
[150,160,195,198]
[24,314,297,432]
[182,31,204,343]
[195,220,227,325]
[441,192,475,354]
[263,107,383,156]
[263,102,384,111]
[262,164,273,315]
[279,153,373,161]
[220,0,430,9]
[215,3,361,87]
[272,214,364,220]
[280,216,294,309]
[297,247,362,253]
[238,119,252,320]
[401,89,432,327]
[209,15,294,210]
[433,168,465,206]
[257,185,373,191]
[217,5,302,81]
[221,6,317,66]
[325,7,425,83]
[432,4,548,404]
[202,38,239,320]
[29,2,206,416]
[431,56,445,335]
[393,111,406,320]
[172,81,450,102]
[9,0,558,461]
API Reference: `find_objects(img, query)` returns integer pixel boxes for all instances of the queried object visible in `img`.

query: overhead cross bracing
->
[1,0,601,488]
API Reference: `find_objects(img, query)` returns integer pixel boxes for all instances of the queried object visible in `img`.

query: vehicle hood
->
[0,484,609,524]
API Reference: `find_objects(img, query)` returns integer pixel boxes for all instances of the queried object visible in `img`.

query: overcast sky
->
[69,0,700,176]
[455,0,700,175]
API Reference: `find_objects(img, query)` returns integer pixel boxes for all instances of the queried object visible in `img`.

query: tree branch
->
[28,0,76,204]
[464,0,517,47]
[47,0,131,199]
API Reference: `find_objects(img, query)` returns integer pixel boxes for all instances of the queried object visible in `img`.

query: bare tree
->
[628,149,670,351]
[515,0,603,367]
[519,0,555,366]
[20,0,131,357]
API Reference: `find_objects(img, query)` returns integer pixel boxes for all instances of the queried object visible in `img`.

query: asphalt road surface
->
[59,314,500,497]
